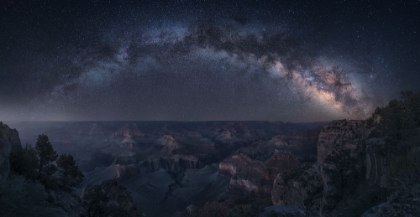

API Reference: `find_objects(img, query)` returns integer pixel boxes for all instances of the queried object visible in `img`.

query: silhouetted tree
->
[372,91,420,157]
[56,154,84,189]
[21,144,40,180]
[35,134,58,188]
[83,182,136,217]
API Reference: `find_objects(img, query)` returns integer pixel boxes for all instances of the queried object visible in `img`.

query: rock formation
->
[268,135,289,147]
[158,135,183,154]
[317,119,369,163]
[5,120,327,216]
[270,119,376,216]
[112,124,144,149]
[271,165,323,214]
[220,152,301,197]
[364,138,387,187]
[215,130,239,144]
[0,122,22,180]
[219,153,271,195]
[271,173,305,207]
[265,152,301,179]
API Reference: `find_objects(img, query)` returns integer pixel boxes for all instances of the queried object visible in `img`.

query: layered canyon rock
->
[272,119,377,216]
[158,135,183,154]
[112,124,144,149]
[220,152,301,197]
[5,121,326,217]
[219,153,271,195]
[317,119,369,163]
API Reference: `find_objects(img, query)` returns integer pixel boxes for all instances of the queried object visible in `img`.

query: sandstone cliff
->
[317,119,369,163]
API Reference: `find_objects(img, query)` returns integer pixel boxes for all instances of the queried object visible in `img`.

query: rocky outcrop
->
[315,120,373,214]
[271,173,305,207]
[268,135,289,147]
[271,120,379,216]
[0,122,22,180]
[220,153,301,197]
[271,165,323,214]
[215,130,239,144]
[317,120,369,163]
[158,135,183,154]
[113,124,145,139]
[219,153,271,195]
[112,124,144,149]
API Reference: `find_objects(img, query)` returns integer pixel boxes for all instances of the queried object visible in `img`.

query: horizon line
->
[2,119,352,124]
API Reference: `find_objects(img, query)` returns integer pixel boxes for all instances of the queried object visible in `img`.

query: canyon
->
[2,109,419,217]
[3,121,322,216]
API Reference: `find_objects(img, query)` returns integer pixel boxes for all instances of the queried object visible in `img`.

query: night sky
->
[1,0,419,122]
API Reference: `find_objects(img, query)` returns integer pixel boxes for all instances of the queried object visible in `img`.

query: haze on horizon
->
[1,0,419,122]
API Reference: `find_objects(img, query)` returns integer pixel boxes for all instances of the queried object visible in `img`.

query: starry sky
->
[0,0,419,122]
